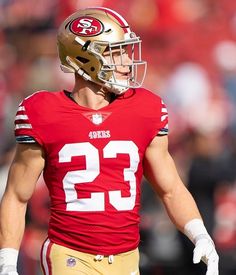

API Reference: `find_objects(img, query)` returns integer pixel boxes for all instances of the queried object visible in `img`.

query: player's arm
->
[143,135,219,275]
[143,135,201,230]
[0,143,45,274]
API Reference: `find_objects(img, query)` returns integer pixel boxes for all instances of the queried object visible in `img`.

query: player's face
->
[103,47,132,81]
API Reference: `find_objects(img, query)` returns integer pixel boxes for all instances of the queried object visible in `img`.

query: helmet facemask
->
[96,34,147,94]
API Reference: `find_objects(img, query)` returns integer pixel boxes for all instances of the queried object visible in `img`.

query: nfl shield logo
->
[92,113,103,125]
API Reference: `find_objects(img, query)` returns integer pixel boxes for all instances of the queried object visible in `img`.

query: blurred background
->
[0,0,236,274]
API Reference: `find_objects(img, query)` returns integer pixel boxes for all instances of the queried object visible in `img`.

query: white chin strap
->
[104,79,129,94]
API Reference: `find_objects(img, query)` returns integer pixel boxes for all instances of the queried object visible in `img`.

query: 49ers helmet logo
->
[70,16,104,36]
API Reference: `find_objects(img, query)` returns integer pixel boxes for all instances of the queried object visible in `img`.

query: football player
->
[0,7,218,275]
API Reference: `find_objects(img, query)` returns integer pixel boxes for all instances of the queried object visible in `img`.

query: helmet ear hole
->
[76,56,89,64]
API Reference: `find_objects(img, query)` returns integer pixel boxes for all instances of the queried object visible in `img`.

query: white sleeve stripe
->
[17,106,25,111]
[15,115,29,120]
[161,114,168,122]
[161,108,167,113]
[15,124,32,129]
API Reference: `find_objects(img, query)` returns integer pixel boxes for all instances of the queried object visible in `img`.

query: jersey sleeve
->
[14,100,43,145]
[157,100,169,136]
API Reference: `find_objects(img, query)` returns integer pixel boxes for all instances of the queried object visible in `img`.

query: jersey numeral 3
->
[59,141,139,211]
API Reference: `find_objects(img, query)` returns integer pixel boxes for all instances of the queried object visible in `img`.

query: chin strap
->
[63,56,92,82]
[61,57,128,94]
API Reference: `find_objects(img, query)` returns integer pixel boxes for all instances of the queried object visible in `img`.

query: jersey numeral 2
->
[59,141,139,211]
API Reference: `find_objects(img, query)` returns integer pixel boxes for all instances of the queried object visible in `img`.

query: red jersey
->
[14,88,168,255]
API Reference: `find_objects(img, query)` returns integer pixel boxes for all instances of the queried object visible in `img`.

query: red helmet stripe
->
[89,7,130,33]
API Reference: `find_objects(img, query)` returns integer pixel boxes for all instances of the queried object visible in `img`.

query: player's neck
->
[71,77,112,110]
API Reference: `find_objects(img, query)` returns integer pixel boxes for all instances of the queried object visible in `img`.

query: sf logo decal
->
[70,16,104,36]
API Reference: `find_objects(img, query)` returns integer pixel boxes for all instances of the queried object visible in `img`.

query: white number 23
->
[59,141,140,212]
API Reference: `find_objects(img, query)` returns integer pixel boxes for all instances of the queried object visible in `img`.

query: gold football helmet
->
[57,7,147,94]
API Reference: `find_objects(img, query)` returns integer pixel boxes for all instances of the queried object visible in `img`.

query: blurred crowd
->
[0,0,236,274]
